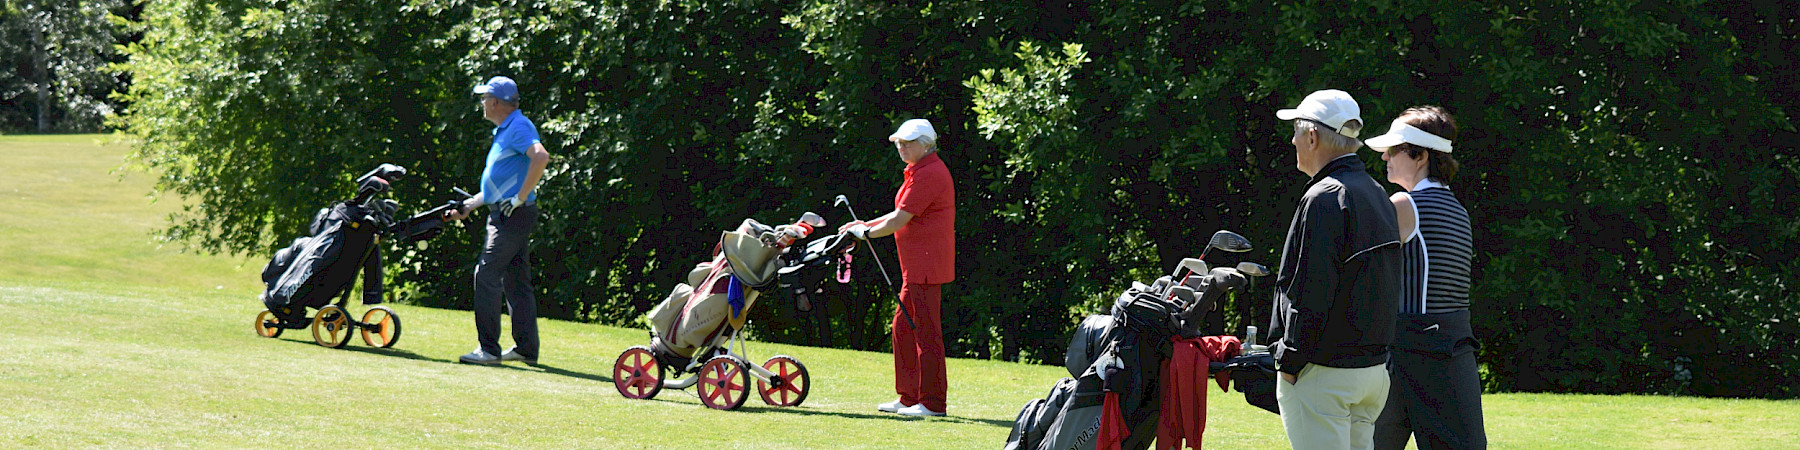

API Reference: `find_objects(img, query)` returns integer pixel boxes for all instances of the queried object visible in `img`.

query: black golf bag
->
[256,163,460,324]
[1004,280,1186,450]
[1006,262,1269,450]
[260,201,383,323]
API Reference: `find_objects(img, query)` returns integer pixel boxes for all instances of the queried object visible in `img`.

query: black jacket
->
[1269,155,1402,375]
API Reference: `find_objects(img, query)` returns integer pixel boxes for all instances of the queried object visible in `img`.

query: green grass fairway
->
[2,134,1796,448]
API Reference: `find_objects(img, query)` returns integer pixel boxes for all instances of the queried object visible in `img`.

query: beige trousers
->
[1276,364,1391,450]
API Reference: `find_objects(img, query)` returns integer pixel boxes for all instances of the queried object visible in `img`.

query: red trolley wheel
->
[697,355,750,410]
[613,345,665,400]
[757,355,811,407]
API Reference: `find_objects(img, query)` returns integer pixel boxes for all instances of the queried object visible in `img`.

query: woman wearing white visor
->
[1369,106,1487,449]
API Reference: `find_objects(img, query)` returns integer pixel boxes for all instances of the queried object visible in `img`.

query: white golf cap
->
[889,119,937,142]
[1276,89,1361,137]
[1367,118,1454,153]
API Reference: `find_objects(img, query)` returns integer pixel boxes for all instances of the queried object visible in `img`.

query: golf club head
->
[797,211,826,227]
[1179,257,1209,276]
[1207,230,1253,253]
[1167,285,1197,304]
[1236,261,1270,277]
[833,194,849,207]
[359,163,407,183]
[378,163,406,180]
[1151,276,1173,292]
[1183,274,1207,290]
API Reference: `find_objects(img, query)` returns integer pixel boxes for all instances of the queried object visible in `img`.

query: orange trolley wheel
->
[359,306,402,348]
[311,305,353,348]
[254,310,283,338]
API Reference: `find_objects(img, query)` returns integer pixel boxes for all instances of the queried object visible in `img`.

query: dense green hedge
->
[119,0,1797,398]
[0,0,133,133]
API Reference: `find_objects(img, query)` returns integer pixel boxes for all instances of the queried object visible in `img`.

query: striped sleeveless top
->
[1397,180,1474,314]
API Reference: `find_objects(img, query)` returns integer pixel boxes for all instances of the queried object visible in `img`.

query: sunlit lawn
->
[1,134,1794,448]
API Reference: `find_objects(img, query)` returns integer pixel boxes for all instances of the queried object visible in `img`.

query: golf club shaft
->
[842,201,897,288]
[840,196,914,329]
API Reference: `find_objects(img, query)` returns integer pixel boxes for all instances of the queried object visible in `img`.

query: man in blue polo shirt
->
[446,76,551,366]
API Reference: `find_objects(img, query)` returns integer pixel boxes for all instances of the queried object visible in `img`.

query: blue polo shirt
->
[481,109,541,205]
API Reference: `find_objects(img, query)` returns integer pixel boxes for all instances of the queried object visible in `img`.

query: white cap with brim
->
[889,119,937,142]
[1367,119,1454,153]
[1276,89,1361,137]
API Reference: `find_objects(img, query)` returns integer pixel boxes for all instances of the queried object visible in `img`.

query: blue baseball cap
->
[472,76,519,103]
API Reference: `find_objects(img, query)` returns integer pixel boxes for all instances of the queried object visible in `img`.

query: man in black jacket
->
[1269,89,1403,450]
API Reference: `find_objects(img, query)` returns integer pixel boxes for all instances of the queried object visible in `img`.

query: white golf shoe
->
[877,399,914,413]
[896,404,945,417]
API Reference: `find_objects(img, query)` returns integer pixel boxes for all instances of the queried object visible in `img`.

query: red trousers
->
[894,283,947,412]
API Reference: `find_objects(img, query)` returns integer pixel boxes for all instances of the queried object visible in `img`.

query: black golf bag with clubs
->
[1003,231,1269,450]
[254,163,466,348]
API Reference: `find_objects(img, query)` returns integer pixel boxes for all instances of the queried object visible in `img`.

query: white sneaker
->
[896,404,945,417]
[501,347,537,365]
[459,349,501,365]
[877,399,914,413]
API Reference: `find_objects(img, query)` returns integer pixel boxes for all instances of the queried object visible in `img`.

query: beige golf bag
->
[645,216,818,362]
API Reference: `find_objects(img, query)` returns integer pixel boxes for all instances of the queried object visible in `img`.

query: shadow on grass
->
[278,338,613,383]
[732,403,1015,428]
[332,344,441,363]
[512,362,613,383]
[601,386,1012,427]
[275,338,1009,428]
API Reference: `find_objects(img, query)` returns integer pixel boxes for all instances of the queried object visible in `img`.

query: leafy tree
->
[0,0,128,132]
[956,0,1798,396]
[118,0,484,295]
[120,0,1798,397]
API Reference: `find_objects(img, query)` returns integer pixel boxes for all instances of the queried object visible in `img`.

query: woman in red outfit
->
[841,118,957,417]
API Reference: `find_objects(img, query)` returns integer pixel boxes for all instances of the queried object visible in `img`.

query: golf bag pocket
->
[650,275,737,358]
[1003,376,1106,450]
[262,236,307,287]
[1227,354,1280,415]
[1065,314,1115,378]
[648,282,693,338]
[308,207,330,236]
[263,220,347,310]
[687,261,713,288]
[262,203,377,312]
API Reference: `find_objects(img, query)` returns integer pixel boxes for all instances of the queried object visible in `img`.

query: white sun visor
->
[1366,120,1453,153]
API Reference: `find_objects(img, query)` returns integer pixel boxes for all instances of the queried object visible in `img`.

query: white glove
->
[496,195,525,217]
[846,224,871,240]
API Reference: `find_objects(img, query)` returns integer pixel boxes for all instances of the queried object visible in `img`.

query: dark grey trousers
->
[474,203,539,358]
[1374,310,1487,450]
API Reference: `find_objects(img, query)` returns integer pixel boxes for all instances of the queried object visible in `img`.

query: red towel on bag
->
[1157,336,1242,450]
[1097,391,1129,450]
[1200,337,1240,392]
